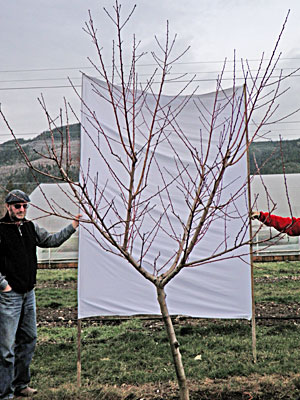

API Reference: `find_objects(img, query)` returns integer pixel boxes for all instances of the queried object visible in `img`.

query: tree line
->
[249,138,300,175]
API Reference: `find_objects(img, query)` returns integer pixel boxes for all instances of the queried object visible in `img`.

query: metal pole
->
[243,83,257,363]
[77,318,82,387]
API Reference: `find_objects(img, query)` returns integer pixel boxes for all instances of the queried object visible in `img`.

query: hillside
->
[1,123,300,213]
[249,138,300,175]
[0,124,80,213]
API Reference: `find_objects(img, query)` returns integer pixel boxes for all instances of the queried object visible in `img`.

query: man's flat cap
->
[5,190,31,204]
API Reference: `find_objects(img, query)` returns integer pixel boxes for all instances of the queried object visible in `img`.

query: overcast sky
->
[1,0,300,144]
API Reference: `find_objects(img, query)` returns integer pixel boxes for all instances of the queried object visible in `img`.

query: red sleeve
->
[258,212,300,236]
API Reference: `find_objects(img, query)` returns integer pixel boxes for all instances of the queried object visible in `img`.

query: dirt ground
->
[36,301,300,329]
[35,277,300,327]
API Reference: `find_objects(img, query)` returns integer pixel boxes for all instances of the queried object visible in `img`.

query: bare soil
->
[35,277,300,327]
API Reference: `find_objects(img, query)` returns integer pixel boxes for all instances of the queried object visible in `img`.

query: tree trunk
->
[156,286,189,400]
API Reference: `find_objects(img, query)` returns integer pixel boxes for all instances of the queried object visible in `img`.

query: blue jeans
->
[0,289,37,400]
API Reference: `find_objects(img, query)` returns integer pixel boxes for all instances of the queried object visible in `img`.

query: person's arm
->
[253,211,300,236]
[34,214,81,248]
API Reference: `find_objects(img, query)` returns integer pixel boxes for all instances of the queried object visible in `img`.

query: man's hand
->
[2,284,12,292]
[72,214,82,229]
[250,211,260,220]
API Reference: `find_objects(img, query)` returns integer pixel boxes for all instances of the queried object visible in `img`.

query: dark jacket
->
[0,212,76,293]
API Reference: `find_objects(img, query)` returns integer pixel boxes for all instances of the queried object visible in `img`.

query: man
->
[0,190,80,399]
[251,211,300,235]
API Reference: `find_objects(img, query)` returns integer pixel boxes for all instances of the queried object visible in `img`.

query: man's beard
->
[9,211,25,222]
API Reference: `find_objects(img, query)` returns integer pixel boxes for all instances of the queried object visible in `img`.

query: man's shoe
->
[14,387,38,397]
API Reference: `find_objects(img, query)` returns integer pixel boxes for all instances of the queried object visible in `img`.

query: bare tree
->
[1,4,298,400]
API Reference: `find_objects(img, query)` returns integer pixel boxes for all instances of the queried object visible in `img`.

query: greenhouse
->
[26,174,300,264]
[27,183,79,264]
[251,173,300,256]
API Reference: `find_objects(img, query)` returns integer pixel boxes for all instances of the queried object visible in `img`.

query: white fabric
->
[78,75,252,320]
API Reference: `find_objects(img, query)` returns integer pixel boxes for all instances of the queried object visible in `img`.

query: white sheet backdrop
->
[78,75,252,320]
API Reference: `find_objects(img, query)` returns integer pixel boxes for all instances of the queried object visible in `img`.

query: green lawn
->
[32,263,300,399]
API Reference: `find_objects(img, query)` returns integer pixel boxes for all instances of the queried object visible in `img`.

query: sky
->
[1,0,300,144]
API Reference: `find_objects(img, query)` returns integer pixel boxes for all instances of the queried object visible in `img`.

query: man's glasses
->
[12,203,28,210]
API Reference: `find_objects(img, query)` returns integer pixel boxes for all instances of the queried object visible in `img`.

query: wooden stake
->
[77,318,82,387]
[243,84,257,363]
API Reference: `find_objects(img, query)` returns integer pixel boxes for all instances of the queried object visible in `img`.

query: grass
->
[35,287,77,308]
[31,263,300,399]
[253,261,300,277]
[36,269,77,308]
[254,279,300,303]
[254,261,300,304]
[31,321,300,399]
[37,268,77,283]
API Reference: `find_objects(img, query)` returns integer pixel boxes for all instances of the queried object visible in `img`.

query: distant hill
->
[0,123,80,214]
[0,122,299,213]
[248,138,300,175]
